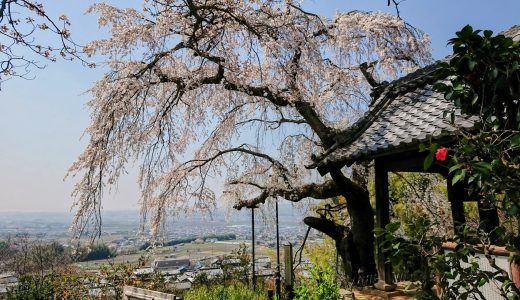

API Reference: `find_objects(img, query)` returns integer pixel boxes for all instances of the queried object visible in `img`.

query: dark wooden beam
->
[377,151,448,175]
[374,158,393,285]
[447,177,466,236]
[478,201,500,244]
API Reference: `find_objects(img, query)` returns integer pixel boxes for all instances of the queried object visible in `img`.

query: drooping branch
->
[181,144,290,176]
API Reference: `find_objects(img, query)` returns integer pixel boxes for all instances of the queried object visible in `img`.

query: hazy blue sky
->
[0,0,519,212]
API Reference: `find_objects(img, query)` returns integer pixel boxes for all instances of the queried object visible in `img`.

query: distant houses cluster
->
[132,253,274,293]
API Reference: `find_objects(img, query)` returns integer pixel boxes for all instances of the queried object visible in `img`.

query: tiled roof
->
[313,73,477,173]
[501,24,520,41]
[313,24,520,174]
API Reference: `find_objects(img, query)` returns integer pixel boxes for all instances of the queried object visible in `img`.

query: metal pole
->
[251,207,256,290]
[275,200,281,298]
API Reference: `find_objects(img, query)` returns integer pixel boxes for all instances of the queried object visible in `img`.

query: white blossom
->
[69,0,432,238]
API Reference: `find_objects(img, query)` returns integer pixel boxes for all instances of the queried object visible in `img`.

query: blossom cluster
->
[69,0,432,237]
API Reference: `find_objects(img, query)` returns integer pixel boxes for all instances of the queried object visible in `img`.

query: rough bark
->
[303,216,360,281]
[329,166,377,279]
[233,180,339,209]
[233,164,377,282]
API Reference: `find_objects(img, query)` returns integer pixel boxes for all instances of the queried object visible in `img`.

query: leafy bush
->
[411,24,520,300]
[184,282,267,300]
[433,25,520,250]
[6,272,91,300]
[7,259,170,300]
[294,262,340,300]
[377,218,520,299]
[78,243,116,261]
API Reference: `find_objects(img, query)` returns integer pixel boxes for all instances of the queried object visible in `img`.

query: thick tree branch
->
[235,117,306,129]
[233,179,340,209]
[359,61,381,88]
[303,216,347,241]
[294,100,335,148]
[329,169,369,205]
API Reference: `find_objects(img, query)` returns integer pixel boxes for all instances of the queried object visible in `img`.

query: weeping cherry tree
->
[69,0,431,277]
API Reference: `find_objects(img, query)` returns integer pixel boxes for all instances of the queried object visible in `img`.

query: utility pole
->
[275,200,281,298]
[251,206,256,290]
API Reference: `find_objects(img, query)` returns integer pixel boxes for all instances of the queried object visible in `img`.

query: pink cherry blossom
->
[69,1,432,237]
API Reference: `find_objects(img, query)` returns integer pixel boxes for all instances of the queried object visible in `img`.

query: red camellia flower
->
[435,147,448,161]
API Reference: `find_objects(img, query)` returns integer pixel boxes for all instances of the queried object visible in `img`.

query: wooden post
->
[374,159,394,290]
[477,200,500,244]
[284,243,294,299]
[511,261,520,288]
[447,178,466,236]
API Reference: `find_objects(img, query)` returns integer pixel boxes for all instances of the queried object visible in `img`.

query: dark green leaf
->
[449,163,463,173]
[385,222,401,233]
[468,60,477,71]
[424,152,434,171]
[511,134,520,147]
[490,67,498,79]
[473,161,492,173]
[452,169,466,185]
[471,94,478,105]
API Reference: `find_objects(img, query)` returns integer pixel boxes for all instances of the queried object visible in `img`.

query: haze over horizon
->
[1,0,519,213]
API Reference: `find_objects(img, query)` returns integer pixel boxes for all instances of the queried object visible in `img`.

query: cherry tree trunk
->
[343,190,377,279]
[303,162,376,282]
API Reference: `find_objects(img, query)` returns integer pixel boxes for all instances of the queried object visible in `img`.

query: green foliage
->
[388,172,452,235]
[294,260,339,300]
[429,24,520,282]
[184,282,267,300]
[377,218,520,299]
[433,25,520,220]
[5,239,72,275]
[193,242,251,286]
[6,272,92,300]
[78,243,116,261]
[7,258,171,300]
[6,274,53,300]
[419,143,440,171]
[222,243,251,282]
[436,25,520,126]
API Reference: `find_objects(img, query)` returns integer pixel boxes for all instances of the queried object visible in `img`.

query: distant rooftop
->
[153,256,190,270]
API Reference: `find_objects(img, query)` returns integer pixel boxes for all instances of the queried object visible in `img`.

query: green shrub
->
[78,243,116,261]
[184,282,267,300]
[294,262,339,300]
[6,272,91,300]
